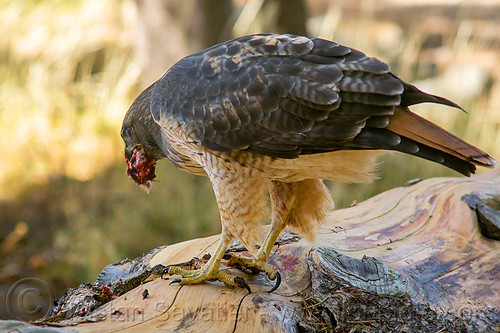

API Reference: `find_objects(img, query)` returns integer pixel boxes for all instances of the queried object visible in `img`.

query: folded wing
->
[151,33,497,176]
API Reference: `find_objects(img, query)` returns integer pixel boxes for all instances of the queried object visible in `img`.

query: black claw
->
[161,265,172,278]
[234,276,251,293]
[152,264,170,279]
[268,271,281,293]
[169,278,182,285]
[222,250,232,260]
[152,264,167,274]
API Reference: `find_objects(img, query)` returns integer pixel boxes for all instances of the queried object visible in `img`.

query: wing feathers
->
[151,33,496,176]
[339,71,403,95]
[400,80,465,111]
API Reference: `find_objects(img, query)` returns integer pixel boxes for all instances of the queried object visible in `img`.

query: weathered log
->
[10,169,500,332]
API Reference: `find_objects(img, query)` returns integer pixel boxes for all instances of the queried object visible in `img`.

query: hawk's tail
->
[383,106,497,176]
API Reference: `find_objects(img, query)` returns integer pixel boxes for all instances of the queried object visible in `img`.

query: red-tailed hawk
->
[121,34,496,292]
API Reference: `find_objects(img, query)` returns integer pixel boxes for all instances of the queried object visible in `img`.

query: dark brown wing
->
[151,34,496,175]
[150,34,398,155]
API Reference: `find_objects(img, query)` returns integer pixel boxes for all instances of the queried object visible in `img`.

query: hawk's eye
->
[122,127,134,139]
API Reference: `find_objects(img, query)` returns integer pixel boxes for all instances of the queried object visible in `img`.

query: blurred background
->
[1,0,499,319]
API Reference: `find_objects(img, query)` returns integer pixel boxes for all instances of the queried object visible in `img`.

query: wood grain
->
[36,169,499,332]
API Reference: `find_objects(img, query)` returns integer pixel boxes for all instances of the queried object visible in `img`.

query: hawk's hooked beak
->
[124,146,132,160]
[125,143,142,160]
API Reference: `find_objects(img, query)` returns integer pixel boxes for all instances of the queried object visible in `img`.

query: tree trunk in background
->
[134,0,233,86]
[273,0,308,35]
[233,0,308,37]
[188,0,233,51]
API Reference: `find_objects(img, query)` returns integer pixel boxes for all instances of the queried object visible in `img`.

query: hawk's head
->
[121,83,164,192]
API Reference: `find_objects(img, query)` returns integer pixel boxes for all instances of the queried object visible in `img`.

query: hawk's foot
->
[225,253,281,292]
[166,263,251,293]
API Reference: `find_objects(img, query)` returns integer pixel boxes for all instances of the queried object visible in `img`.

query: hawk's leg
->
[168,157,278,292]
[226,181,295,292]
[167,238,250,292]
[225,224,284,292]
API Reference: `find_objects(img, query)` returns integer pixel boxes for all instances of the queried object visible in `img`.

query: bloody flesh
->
[125,145,157,185]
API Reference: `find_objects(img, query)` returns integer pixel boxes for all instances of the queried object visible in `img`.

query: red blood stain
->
[125,145,157,185]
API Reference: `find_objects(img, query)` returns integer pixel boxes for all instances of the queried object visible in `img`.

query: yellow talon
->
[163,239,251,292]
[225,254,278,280]
[167,265,250,292]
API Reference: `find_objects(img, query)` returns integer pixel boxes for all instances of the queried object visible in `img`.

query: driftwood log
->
[9,169,499,332]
